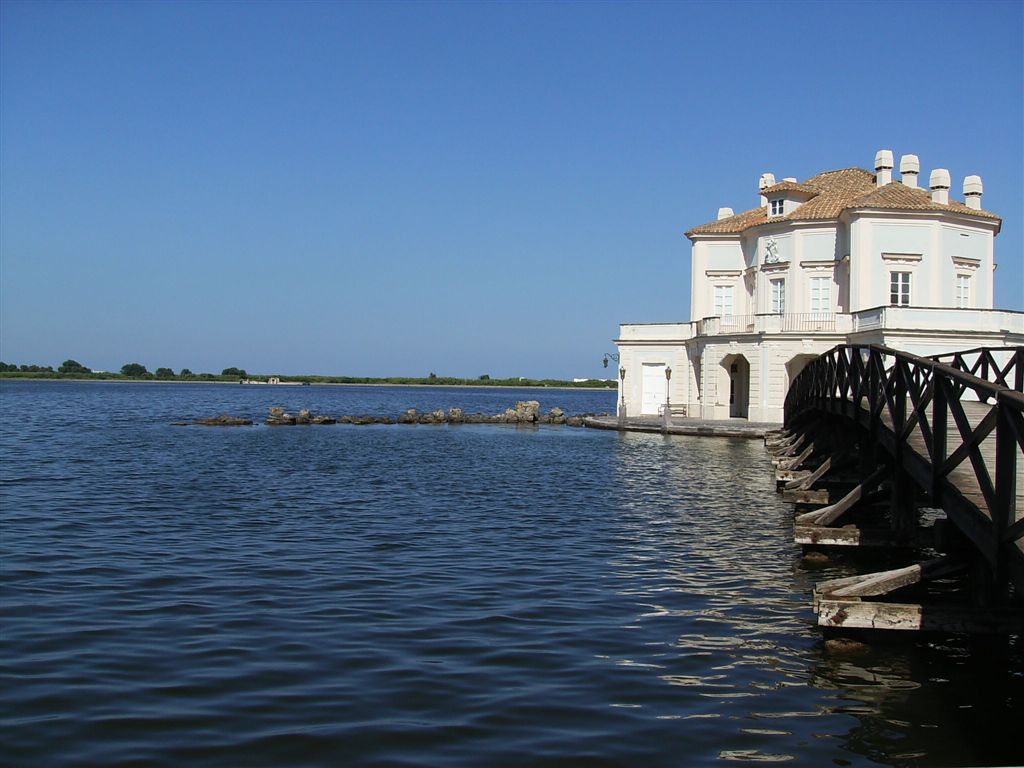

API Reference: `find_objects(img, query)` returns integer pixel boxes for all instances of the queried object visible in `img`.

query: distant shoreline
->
[0,375,615,392]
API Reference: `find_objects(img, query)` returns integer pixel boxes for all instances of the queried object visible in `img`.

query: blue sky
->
[2,0,1021,378]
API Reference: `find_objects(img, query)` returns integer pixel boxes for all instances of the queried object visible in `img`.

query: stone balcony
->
[850,306,1024,334]
[618,307,1024,343]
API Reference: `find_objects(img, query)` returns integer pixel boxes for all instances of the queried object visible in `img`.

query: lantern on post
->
[618,366,627,421]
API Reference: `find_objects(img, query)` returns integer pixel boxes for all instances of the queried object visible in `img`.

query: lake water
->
[1,381,1020,767]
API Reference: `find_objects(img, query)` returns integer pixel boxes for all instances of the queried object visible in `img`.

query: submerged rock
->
[191,415,253,426]
[802,551,831,565]
[824,638,869,656]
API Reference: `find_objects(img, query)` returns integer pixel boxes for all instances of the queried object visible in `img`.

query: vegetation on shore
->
[0,360,615,388]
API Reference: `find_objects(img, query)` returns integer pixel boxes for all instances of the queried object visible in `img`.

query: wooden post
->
[931,375,947,505]
[992,393,1018,601]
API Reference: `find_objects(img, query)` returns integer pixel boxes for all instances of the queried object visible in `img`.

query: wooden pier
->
[768,345,1024,634]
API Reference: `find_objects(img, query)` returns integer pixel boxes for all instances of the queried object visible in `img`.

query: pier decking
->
[584,415,776,439]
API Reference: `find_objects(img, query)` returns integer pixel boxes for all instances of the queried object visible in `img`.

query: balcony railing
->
[696,312,840,336]
[619,307,1022,344]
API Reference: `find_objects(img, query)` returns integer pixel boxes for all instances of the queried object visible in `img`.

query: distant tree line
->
[0,360,251,382]
[0,361,614,388]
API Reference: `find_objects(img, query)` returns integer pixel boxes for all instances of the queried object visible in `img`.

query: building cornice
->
[841,207,1001,234]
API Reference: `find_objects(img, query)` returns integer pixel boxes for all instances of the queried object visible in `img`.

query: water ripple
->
[1,381,1021,767]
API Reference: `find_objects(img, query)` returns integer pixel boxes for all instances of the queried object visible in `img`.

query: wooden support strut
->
[768,431,806,459]
[778,441,815,472]
[796,464,890,527]
[784,454,835,491]
[815,556,966,600]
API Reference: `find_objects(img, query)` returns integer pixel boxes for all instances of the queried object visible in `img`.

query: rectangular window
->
[956,274,970,308]
[890,272,911,306]
[770,278,785,314]
[714,285,734,317]
[770,199,784,216]
[810,276,831,313]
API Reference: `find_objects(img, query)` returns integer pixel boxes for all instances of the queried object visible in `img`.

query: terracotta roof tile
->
[849,181,1001,220]
[760,180,819,196]
[686,166,1000,236]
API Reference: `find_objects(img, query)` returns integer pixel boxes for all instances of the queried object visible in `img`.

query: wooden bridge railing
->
[929,346,1024,394]
[784,344,1024,590]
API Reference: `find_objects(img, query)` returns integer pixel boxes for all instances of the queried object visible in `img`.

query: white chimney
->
[930,168,951,204]
[874,149,894,187]
[717,207,734,220]
[963,175,983,210]
[758,173,776,207]
[900,154,920,188]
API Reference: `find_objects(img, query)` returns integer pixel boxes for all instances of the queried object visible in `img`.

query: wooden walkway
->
[778,345,1024,632]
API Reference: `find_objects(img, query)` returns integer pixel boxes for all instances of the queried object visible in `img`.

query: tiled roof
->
[686,166,1001,236]
[760,180,818,196]
[849,181,1001,221]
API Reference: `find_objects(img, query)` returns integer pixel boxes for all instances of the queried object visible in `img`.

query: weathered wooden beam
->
[817,599,1024,633]
[817,556,965,599]
[765,434,794,450]
[783,488,830,505]
[796,465,890,526]
[776,468,810,484]
[769,432,807,458]
[785,455,833,491]
[778,442,815,471]
[796,525,934,548]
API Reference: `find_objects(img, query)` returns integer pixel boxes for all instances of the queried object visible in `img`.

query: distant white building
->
[615,149,1024,423]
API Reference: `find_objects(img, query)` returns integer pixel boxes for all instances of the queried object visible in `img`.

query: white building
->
[615,149,1024,423]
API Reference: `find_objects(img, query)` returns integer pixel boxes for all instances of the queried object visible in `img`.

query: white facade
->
[615,149,1023,423]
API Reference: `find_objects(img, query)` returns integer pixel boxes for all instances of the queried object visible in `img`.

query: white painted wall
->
[622,183,1008,424]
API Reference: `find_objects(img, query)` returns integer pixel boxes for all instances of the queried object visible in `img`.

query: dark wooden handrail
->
[785,344,1024,588]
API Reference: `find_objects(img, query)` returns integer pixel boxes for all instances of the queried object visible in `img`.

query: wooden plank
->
[796,465,889,526]
[776,469,810,483]
[778,442,815,471]
[823,557,965,599]
[795,525,933,548]
[783,488,830,504]
[817,599,1024,633]
[785,455,833,491]
[767,431,805,456]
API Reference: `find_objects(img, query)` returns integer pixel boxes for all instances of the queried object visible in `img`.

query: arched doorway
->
[785,354,819,396]
[720,354,750,418]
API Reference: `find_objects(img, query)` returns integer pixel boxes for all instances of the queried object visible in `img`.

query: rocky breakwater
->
[266,407,394,425]
[394,401,592,426]
[179,402,605,428]
[174,414,253,426]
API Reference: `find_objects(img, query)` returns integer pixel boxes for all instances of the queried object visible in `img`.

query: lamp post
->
[663,366,672,429]
[618,366,626,422]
